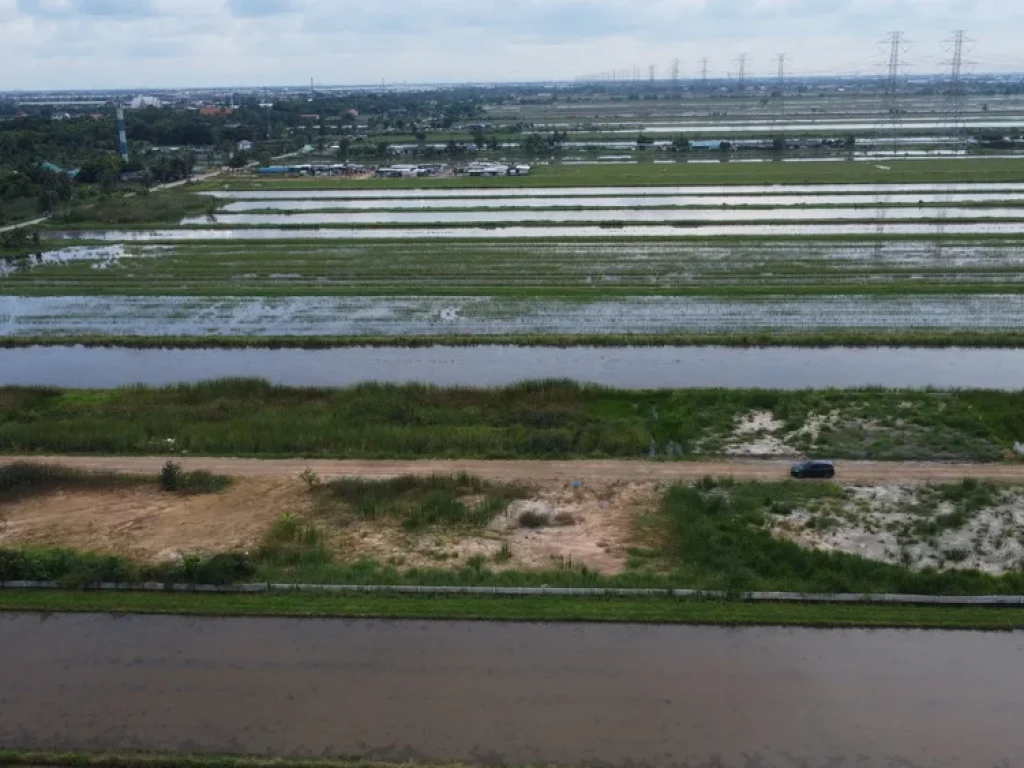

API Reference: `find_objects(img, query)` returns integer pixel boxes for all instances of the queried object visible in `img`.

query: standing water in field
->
[1,345,1023,390]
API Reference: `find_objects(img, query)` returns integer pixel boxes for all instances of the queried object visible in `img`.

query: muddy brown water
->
[2,613,1024,767]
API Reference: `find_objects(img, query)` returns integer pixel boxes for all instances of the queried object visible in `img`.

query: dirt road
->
[2,456,1024,484]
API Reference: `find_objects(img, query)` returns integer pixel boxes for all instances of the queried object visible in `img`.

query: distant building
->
[129,95,163,109]
[199,105,233,117]
[237,140,254,151]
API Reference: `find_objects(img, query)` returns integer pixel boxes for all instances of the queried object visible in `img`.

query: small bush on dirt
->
[943,548,970,564]
[160,461,182,491]
[519,511,551,529]
[160,461,230,495]
[553,513,577,527]
[301,468,322,491]
[495,542,513,563]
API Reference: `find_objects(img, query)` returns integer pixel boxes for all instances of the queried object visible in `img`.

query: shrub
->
[519,511,551,529]
[494,542,513,563]
[160,461,231,495]
[160,461,182,491]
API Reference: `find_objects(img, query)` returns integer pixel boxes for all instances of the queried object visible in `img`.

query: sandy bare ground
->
[0,477,309,563]
[0,474,653,574]
[2,456,1024,484]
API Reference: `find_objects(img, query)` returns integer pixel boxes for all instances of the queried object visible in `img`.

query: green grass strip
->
[2,330,1024,349]
[0,590,1022,630]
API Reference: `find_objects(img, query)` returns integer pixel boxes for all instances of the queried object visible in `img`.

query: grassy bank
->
[197,157,1024,190]
[2,330,1024,348]
[0,461,231,502]
[1,380,1021,461]
[49,189,212,227]
[1,590,1022,630]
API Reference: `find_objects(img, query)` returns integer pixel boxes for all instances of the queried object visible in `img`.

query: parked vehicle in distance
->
[791,460,836,479]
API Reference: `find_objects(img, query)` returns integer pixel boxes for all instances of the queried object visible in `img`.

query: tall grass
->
[0,548,254,587]
[0,462,230,501]
[3,330,1024,350]
[0,462,150,502]
[314,474,527,530]
[0,381,1018,460]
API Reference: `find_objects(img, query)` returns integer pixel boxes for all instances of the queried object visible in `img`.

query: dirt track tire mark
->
[2,456,1024,484]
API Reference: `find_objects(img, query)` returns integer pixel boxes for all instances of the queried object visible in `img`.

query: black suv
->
[790,460,836,480]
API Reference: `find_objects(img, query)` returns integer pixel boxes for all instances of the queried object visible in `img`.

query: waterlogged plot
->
[8,241,1024,296]
[217,192,1024,212]
[42,223,1024,241]
[202,182,1024,200]
[184,207,1024,227]
[0,244,168,279]
[4,294,1024,337]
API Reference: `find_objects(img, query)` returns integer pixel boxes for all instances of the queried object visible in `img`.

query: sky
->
[1,0,1023,90]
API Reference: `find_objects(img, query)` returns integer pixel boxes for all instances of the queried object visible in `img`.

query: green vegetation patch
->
[0,462,151,502]
[655,478,1024,595]
[51,189,213,226]
[0,380,1017,461]
[1,591,1023,631]
[0,461,232,504]
[310,473,528,530]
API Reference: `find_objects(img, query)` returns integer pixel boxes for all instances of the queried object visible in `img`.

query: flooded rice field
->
[595,118,1024,133]
[2,613,1023,767]
[2,344,1023,389]
[217,191,1024,212]
[183,207,1024,226]
[203,182,1024,200]
[43,222,1024,240]
[4,294,1024,338]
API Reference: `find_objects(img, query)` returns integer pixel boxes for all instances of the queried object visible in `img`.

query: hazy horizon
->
[2,0,1023,91]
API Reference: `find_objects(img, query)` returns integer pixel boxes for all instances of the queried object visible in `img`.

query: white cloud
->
[0,0,1020,89]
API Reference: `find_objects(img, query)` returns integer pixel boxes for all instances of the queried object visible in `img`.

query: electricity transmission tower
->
[701,58,709,89]
[776,54,787,113]
[879,31,908,147]
[649,64,656,85]
[943,30,972,150]
[671,58,680,91]
[736,54,747,92]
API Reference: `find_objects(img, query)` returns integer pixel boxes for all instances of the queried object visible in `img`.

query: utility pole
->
[736,54,747,92]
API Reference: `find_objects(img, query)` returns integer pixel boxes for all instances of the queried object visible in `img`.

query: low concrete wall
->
[3,580,1024,606]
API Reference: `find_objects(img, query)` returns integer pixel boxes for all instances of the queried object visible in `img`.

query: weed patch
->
[312,474,528,531]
